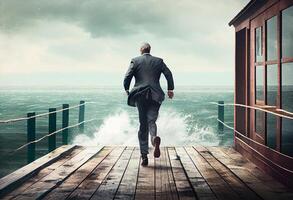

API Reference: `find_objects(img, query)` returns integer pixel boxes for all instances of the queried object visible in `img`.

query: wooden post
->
[62,104,69,145]
[79,100,85,133]
[27,112,36,163]
[48,108,57,152]
[218,101,224,133]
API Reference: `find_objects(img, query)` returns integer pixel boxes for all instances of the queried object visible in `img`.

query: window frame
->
[280,6,293,111]
[251,3,293,151]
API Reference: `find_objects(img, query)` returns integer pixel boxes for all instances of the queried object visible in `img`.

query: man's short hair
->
[140,42,151,53]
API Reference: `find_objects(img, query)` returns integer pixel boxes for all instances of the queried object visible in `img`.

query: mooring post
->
[62,104,69,145]
[27,112,36,163]
[48,108,57,152]
[218,101,224,133]
[78,100,85,133]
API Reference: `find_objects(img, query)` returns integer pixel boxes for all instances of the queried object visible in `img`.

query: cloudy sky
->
[0,0,249,86]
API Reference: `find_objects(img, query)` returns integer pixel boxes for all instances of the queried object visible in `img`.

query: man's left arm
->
[123,59,136,95]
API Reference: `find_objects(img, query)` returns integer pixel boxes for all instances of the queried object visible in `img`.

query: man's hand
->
[125,90,130,96]
[167,90,174,99]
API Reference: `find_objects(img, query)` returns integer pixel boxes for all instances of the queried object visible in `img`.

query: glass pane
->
[282,118,293,156]
[267,64,278,105]
[267,114,276,149]
[282,63,293,112]
[255,110,264,135]
[255,27,263,62]
[282,6,293,58]
[256,66,264,101]
[266,16,277,61]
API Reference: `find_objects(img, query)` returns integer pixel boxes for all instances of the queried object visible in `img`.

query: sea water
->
[0,86,234,177]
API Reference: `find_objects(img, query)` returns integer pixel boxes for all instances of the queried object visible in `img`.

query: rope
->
[217,118,293,162]
[209,102,293,120]
[0,101,99,124]
[13,118,98,153]
[217,118,273,151]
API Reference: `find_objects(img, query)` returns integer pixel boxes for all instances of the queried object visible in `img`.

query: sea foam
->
[72,108,219,146]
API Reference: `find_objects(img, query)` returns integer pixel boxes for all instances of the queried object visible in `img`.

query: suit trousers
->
[136,96,161,155]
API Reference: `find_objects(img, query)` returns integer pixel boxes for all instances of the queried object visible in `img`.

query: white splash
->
[72,109,219,146]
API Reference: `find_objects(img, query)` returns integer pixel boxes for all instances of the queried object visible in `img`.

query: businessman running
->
[123,43,174,166]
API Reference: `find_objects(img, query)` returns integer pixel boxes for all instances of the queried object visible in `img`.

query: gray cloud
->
[0,0,247,38]
[0,0,177,38]
[0,0,249,85]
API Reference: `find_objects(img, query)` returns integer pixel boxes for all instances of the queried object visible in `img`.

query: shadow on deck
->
[0,145,293,200]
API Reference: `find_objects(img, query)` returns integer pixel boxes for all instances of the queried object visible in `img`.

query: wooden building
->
[229,0,293,187]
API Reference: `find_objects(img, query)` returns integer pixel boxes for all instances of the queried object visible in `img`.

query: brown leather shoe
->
[153,136,161,158]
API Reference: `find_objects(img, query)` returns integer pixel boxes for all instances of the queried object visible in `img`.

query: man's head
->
[140,42,151,54]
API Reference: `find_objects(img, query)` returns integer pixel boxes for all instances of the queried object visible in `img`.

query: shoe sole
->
[153,136,161,158]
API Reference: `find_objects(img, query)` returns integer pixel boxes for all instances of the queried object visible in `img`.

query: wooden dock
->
[1,145,293,200]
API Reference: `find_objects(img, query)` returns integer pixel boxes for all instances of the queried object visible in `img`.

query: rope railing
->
[0,100,101,162]
[209,102,293,120]
[2,101,291,124]
[216,118,271,149]
[0,101,98,124]
[2,99,292,164]
[216,118,290,160]
[13,118,99,153]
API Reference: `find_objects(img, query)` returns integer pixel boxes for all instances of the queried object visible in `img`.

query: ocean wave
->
[72,108,220,146]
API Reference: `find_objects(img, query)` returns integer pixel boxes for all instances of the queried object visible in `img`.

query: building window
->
[251,5,293,153]
[282,63,293,112]
[255,66,264,102]
[281,5,293,157]
[266,16,277,61]
[267,64,278,106]
[282,6,293,58]
[267,114,276,149]
[282,118,293,156]
[255,110,264,136]
[255,27,263,62]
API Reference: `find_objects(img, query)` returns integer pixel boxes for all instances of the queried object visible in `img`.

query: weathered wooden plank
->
[155,152,163,200]
[164,147,179,200]
[168,147,195,200]
[155,147,167,200]
[13,146,102,200]
[135,148,155,200]
[3,145,293,200]
[43,146,113,200]
[194,146,261,200]
[90,147,134,200]
[0,145,76,197]
[185,146,239,200]
[217,147,293,200]
[114,147,140,200]
[67,146,125,200]
[2,146,85,200]
[175,147,217,200]
[220,147,289,188]
[155,147,178,200]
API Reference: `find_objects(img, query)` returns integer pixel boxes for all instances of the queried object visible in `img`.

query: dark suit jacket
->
[123,53,174,107]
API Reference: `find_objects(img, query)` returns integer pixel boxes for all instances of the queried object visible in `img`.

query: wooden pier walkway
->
[1,145,293,200]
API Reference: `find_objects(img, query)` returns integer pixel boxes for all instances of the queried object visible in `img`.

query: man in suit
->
[123,43,174,166]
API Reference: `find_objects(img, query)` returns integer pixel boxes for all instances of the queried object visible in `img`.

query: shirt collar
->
[142,53,151,56]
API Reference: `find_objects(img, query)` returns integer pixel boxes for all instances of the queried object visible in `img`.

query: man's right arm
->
[161,60,174,90]
[161,60,174,99]
[123,59,136,94]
